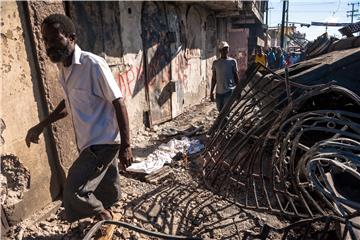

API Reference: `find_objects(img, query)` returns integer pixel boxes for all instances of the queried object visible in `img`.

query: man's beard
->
[46,43,72,63]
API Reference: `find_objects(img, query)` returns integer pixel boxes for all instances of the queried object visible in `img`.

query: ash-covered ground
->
[5,101,286,240]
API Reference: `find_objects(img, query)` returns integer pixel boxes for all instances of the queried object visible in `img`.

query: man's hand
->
[210,93,215,102]
[118,145,133,171]
[25,124,44,147]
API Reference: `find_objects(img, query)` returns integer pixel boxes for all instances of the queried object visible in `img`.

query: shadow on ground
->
[122,180,261,239]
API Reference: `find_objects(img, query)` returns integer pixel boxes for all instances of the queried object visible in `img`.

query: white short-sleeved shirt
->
[212,57,238,94]
[58,45,123,152]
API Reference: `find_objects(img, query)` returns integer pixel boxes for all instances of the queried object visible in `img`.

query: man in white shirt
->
[210,41,239,111]
[25,14,131,237]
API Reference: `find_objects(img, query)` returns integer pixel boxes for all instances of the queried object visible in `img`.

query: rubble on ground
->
[5,101,287,240]
[1,155,30,219]
[5,46,360,240]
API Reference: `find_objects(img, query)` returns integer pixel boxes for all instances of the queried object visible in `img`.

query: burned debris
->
[203,46,360,239]
[1,154,30,227]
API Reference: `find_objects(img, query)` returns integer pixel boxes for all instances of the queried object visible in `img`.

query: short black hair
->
[42,14,75,36]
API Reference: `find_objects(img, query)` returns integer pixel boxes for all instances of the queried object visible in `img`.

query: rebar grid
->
[203,64,360,239]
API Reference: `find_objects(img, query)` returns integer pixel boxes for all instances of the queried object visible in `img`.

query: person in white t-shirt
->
[210,41,239,111]
[25,14,131,238]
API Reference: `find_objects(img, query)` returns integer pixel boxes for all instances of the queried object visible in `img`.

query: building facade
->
[0,0,265,229]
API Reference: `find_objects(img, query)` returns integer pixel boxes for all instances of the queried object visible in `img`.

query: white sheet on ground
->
[126,137,204,174]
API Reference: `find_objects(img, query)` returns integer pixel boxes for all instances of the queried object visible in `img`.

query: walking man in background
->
[25,14,132,239]
[210,41,239,112]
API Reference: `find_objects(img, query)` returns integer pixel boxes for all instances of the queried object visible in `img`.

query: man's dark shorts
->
[63,144,121,222]
[216,91,233,112]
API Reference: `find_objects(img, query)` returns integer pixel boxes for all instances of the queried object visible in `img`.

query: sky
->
[268,0,360,41]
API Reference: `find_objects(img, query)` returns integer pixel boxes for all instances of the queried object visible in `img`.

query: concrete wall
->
[67,2,147,129]
[26,1,78,174]
[117,2,147,126]
[183,5,207,109]
[68,2,217,127]
[0,1,61,225]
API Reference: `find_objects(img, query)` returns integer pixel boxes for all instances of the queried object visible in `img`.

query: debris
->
[144,166,174,184]
[0,118,5,146]
[127,137,204,174]
[188,140,204,156]
[159,128,179,137]
[152,125,159,132]
[203,61,360,239]
[1,206,10,236]
[7,102,281,240]
[172,152,187,161]
[0,174,7,205]
[159,124,205,138]
[15,226,24,240]
[148,203,162,218]
[305,32,334,58]
[1,154,30,219]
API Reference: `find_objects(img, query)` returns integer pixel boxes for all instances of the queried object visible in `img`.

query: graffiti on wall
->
[112,58,174,100]
[113,66,144,100]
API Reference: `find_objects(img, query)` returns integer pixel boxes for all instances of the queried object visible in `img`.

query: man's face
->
[220,47,229,56]
[41,23,73,63]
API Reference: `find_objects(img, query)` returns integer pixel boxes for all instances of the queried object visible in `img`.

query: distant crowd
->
[254,46,306,70]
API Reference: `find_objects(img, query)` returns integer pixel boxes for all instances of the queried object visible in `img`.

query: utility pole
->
[265,1,269,48]
[265,1,274,48]
[280,0,289,49]
[347,2,360,23]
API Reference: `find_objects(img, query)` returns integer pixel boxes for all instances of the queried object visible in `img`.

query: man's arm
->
[210,69,216,102]
[25,99,68,147]
[234,71,239,85]
[112,98,133,169]
[233,60,240,85]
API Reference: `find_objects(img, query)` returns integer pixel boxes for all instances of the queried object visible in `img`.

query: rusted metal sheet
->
[166,4,185,118]
[142,2,172,126]
[228,28,249,80]
[203,47,360,239]
[305,33,333,59]
[339,21,360,37]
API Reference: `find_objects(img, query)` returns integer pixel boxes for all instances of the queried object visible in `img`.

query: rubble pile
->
[305,32,360,59]
[5,101,287,240]
[1,154,30,218]
[5,45,360,240]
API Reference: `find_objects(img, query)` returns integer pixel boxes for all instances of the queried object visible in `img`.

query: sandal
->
[94,210,120,240]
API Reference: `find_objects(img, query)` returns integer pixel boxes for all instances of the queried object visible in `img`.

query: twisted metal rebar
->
[203,64,360,239]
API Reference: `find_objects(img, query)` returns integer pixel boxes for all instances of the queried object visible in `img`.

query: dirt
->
[5,101,286,240]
